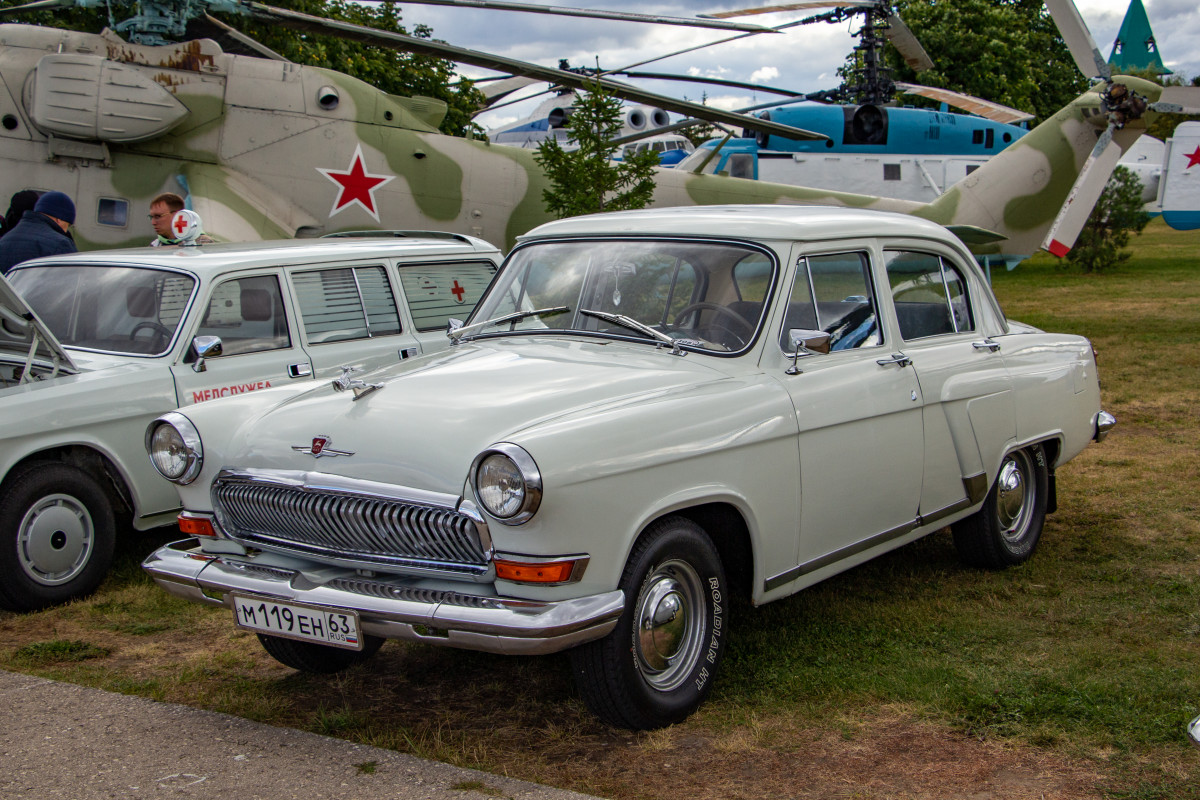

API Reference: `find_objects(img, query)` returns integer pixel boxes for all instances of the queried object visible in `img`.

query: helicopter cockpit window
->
[7,265,196,357]
[97,198,128,228]
[471,239,775,354]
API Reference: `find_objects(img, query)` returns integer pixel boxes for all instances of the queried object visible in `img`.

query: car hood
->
[222,336,737,494]
[0,271,76,372]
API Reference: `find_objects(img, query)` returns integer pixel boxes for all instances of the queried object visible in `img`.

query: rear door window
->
[397,260,499,332]
[292,265,401,344]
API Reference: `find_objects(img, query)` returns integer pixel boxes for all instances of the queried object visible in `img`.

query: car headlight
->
[145,412,203,485]
[470,443,541,525]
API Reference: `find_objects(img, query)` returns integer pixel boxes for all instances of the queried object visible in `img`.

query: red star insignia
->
[317,144,395,221]
[1186,145,1200,169]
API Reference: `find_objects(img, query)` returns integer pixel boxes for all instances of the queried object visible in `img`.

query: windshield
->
[8,265,196,356]
[472,239,776,353]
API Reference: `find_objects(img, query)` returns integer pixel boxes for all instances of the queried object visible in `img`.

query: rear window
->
[397,260,498,332]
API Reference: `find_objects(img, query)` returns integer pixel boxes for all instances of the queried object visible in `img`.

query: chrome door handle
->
[876,353,912,368]
[972,339,1001,352]
[287,362,312,378]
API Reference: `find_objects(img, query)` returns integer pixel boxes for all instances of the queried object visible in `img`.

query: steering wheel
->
[673,302,755,349]
[129,320,172,348]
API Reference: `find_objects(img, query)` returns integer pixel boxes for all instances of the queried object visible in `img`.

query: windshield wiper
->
[449,305,570,343]
[578,308,685,352]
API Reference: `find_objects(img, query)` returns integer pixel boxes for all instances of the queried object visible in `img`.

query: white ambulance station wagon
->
[0,233,500,611]
[143,207,1115,729]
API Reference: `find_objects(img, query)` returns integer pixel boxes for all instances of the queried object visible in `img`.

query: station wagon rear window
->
[397,260,498,332]
[292,265,401,344]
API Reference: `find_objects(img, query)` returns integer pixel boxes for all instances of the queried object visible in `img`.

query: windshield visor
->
[474,239,776,353]
[8,265,196,356]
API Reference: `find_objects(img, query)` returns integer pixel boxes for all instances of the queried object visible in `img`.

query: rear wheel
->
[257,633,384,673]
[569,516,727,729]
[0,464,116,612]
[953,444,1048,569]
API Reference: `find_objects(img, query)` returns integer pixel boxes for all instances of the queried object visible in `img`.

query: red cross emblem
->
[173,214,189,235]
[451,280,465,303]
[1186,146,1200,169]
[317,144,396,222]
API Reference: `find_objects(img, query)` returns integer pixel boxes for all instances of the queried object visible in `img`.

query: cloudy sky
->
[387,0,1200,130]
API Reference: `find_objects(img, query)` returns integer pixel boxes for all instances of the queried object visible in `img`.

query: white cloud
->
[749,66,780,84]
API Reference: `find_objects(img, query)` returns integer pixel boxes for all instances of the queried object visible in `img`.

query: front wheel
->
[953,444,1049,569]
[569,516,727,730]
[257,633,384,674]
[0,464,117,612]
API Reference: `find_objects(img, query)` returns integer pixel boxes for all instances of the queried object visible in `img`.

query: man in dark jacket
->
[0,191,76,274]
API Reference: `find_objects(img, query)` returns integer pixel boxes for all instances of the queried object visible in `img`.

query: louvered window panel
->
[212,477,489,574]
[293,265,401,344]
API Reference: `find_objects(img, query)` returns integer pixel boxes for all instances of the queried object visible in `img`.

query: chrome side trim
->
[765,472,991,593]
[142,539,623,657]
[764,518,919,592]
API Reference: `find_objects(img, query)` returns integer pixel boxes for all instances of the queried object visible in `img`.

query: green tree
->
[534,80,660,220]
[848,0,1089,124]
[8,0,485,137]
[1064,166,1151,273]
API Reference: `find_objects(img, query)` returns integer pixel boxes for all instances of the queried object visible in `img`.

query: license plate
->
[232,594,362,650]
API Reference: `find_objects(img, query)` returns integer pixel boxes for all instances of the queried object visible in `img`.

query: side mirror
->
[446,318,464,341]
[190,335,223,373]
[786,328,830,375]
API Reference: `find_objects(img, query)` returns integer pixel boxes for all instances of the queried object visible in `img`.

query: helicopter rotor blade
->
[0,0,77,16]
[379,0,777,33]
[240,1,830,141]
[1151,86,1200,116]
[894,83,1034,124]
[1043,0,1110,80]
[701,1,879,20]
[612,71,805,98]
[202,13,289,61]
[1041,124,1137,256]
[883,13,933,72]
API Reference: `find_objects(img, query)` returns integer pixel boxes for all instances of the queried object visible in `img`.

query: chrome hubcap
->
[996,452,1034,543]
[634,559,705,691]
[17,493,94,586]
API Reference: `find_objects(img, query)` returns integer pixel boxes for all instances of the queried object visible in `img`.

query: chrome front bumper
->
[143,539,624,656]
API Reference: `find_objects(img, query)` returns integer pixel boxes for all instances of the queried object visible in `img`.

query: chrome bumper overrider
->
[143,539,624,656]
[1094,410,1117,442]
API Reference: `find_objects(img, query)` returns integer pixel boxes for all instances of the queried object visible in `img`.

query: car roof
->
[518,205,961,247]
[9,234,501,279]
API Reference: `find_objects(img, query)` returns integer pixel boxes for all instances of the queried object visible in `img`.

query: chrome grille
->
[212,476,488,573]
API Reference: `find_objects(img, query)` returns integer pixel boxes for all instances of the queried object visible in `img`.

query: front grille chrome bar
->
[211,469,491,575]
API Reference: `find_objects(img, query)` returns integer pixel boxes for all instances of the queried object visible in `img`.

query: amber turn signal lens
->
[494,559,575,583]
[178,514,216,538]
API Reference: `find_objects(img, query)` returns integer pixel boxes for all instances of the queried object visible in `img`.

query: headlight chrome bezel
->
[469,442,542,525]
[145,412,204,485]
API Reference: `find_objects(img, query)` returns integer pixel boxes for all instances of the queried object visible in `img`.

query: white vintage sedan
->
[144,206,1114,729]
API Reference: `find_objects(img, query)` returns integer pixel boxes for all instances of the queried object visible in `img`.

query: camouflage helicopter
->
[0,0,1195,264]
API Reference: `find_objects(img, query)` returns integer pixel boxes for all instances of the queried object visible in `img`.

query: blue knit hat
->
[34,191,75,225]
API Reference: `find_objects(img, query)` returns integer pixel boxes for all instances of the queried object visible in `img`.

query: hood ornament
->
[332,364,383,401]
[292,434,354,458]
